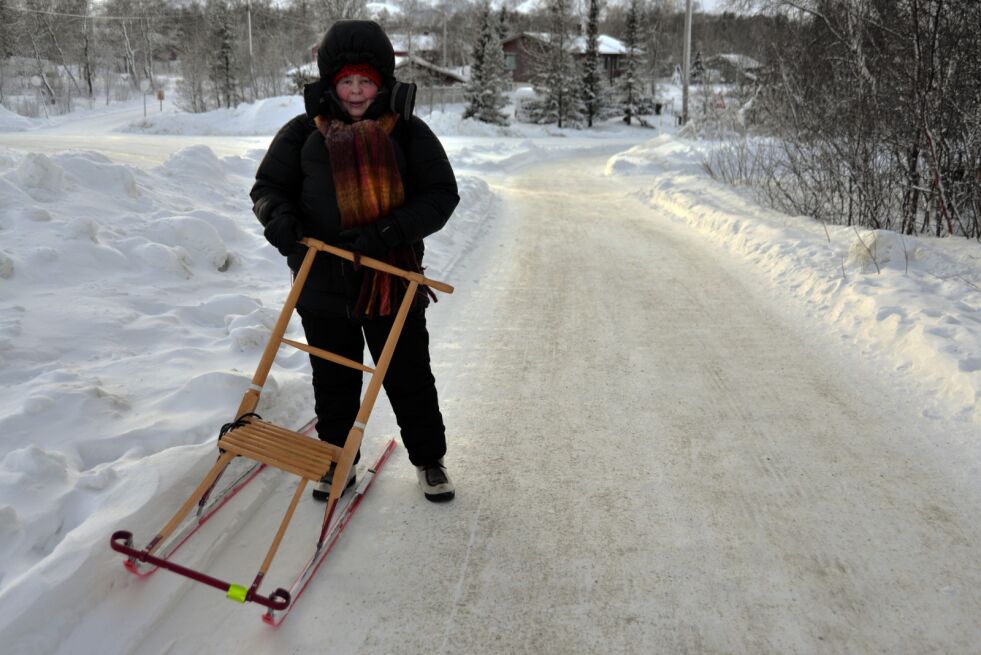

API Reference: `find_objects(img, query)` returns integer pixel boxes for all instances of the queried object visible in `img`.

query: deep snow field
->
[0,90,978,653]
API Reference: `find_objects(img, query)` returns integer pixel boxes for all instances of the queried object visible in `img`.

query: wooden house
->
[394,55,466,87]
[502,32,632,84]
[703,54,763,84]
[388,33,440,63]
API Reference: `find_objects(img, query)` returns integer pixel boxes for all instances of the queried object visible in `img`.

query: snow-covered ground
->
[0,92,978,653]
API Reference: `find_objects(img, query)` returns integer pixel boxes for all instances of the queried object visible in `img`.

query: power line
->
[10,4,312,25]
[9,6,184,20]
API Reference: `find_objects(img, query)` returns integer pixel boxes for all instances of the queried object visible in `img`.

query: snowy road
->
[418,153,981,653]
[73,149,981,654]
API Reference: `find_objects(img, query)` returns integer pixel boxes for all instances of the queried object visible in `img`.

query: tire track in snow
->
[439,507,482,652]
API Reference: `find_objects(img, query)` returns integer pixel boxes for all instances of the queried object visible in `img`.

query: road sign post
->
[140,79,150,120]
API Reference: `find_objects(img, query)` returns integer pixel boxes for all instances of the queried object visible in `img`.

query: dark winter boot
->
[312,462,356,502]
[416,459,454,502]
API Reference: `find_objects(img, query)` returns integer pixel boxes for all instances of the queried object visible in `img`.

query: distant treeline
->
[0,0,789,114]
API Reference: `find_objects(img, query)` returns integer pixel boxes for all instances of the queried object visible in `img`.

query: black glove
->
[337,217,402,259]
[263,211,305,257]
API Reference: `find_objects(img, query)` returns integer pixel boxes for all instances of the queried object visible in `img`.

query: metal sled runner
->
[110,237,454,622]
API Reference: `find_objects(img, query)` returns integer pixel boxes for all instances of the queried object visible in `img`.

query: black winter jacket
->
[250,113,459,317]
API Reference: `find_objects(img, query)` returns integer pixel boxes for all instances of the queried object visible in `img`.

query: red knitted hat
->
[331,63,382,87]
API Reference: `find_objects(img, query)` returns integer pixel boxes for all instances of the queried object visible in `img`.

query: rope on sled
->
[218,412,263,440]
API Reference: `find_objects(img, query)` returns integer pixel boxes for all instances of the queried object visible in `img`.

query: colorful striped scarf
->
[316,113,423,317]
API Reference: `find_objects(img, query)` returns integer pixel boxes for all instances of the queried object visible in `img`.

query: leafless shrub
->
[720,0,981,239]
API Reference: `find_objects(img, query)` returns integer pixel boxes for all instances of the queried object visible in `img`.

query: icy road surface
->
[74,151,981,654]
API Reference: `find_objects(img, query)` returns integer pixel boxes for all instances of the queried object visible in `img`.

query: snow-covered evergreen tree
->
[208,0,238,109]
[690,50,705,83]
[462,7,488,120]
[581,0,602,127]
[497,4,509,42]
[462,1,509,125]
[532,0,581,128]
[483,5,510,124]
[618,0,643,125]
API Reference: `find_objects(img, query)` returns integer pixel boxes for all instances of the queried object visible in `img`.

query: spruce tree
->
[581,0,601,127]
[496,5,509,42]
[618,0,642,125]
[533,0,581,128]
[463,1,508,125]
[208,0,237,109]
[462,4,488,121]
[691,50,704,83]
[483,12,510,124]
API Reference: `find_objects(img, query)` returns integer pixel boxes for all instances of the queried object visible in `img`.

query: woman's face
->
[335,74,379,121]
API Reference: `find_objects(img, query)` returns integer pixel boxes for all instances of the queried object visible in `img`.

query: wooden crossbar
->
[281,338,375,373]
[219,420,341,481]
[304,238,454,294]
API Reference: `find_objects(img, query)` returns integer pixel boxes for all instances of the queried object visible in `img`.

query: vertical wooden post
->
[352,280,419,446]
[148,451,236,555]
[235,245,318,418]
[257,478,309,577]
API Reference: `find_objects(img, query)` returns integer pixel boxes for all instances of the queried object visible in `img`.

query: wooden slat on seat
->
[219,420,341,481]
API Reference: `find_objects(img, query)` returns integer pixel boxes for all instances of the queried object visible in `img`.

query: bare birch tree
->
[728,0,981,238]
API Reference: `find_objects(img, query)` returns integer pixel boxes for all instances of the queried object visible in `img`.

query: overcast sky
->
[695,0,728,13]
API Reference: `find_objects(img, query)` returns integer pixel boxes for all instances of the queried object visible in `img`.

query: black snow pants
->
[297,306,446,468]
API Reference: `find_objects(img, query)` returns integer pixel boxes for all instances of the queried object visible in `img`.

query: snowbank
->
[0,104,36,132]
[127,96,308,136]
[606,136,981,422]
[0,130,498,648]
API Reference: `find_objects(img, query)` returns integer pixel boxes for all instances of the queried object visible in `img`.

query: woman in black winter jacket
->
[250,20,458,502]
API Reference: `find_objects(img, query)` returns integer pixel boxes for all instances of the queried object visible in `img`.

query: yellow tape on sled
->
[227,584,248,603]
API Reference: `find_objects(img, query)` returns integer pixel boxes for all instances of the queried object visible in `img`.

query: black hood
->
[306,20,414,123]
[317,20,395,88]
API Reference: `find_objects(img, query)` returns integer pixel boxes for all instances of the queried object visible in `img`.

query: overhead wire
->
[9,4,316,26]
[9,5,184,20]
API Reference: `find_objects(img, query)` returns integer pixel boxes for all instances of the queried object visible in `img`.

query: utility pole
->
[247,0,257,100]
[682,0,693,125]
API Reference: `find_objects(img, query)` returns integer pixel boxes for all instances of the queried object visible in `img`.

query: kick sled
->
[110,237,453,625]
